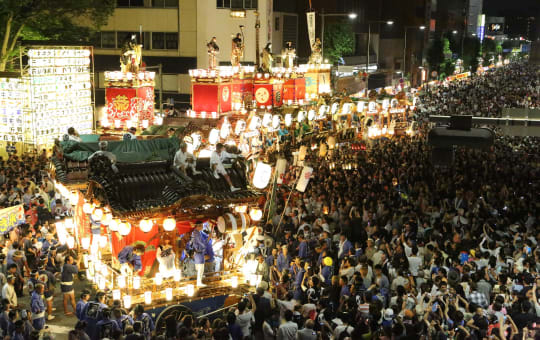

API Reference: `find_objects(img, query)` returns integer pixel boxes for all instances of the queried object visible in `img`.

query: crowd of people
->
[418,63,540,118]
[0,61,537,340]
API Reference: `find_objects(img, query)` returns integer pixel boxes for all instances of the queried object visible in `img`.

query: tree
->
[323,22,355,64]
[427,37,444,72]
[0,0,115,71]
[462,37,481,71]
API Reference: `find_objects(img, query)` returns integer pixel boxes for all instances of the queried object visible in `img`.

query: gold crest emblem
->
[113,95,130,112]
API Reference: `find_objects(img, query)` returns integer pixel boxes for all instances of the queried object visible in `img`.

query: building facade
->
[92,0,280,110]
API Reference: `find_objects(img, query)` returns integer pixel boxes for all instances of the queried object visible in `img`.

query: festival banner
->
[273,83,283,107]
[296,166,313,192]
[106,87,137,123]
[307,12,316,51]
[192,83,219,112]
[0,205,25,234]
[276,158,288,184]
[136,86,155,123]
[219,84,232,112]
[254,84,274,107]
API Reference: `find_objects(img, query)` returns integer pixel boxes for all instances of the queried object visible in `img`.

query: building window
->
[217,0,256,9]
[165,33,178,50]
[152,0,178,7]
[116,32,151,50]
[101,32,117,48]
[151,32,178,50]
[244,0,257,9]
[275,17,280,31]
[116,0,144,7]
[282,15,298,48]
[217,0,231,8]
[152,33,165,49]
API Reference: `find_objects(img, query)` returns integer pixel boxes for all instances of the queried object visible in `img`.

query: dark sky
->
[484,0,540,16]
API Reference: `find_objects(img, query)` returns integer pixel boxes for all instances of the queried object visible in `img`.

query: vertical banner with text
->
[307,12,316,51]
[296,166,314,192]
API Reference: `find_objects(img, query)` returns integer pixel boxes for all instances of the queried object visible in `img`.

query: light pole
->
[321,11,357,60]
[403,25,425,79]
[366,20,394,90]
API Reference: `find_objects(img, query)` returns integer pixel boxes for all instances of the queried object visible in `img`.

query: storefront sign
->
[0,205,25,234]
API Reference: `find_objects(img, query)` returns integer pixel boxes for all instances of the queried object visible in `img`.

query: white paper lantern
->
[92,208,103,221]
[112,289,121,301]
[331,103,339,114]
[174,270,182,282]
[101,213,112,225]
[262,113,272,128]
[82,202,93,214]
[220,121,230,139]
[186,284,195,297]
[163,218,176,231]
[308,109,316,121]
[81,237,91,250]
[118,275,126,289]
[297,111,306,122]
[133,276,141,290]
[66,236,75,249]
[139,219,153,233]
[234,120,246,135]
[253,162,272,189]
[109,219,119,232]
[285,114,292,127]
[231,276,238,288]
[165,288,173,301]
[144,291,152,304]
[118,222,131,236]
[123,295,131,309]
[249,208,263,221]
[155,273,163,286]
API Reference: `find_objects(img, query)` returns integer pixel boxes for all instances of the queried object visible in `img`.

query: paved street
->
[19,279,92,340]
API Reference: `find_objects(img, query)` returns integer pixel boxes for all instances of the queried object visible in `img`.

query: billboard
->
[27,47,93,145]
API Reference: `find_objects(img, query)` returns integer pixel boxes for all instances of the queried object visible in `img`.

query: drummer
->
[118,244,145,276]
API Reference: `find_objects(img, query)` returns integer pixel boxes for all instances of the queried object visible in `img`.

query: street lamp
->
[366,20,394,90]
[452,30,458,34]
[403,25,426,78]
[320,11,358,59]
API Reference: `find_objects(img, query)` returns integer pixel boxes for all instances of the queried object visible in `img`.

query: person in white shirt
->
[212,232,224,272]
[277,309,298,340]
[408,245,423,276]
[236,293,256,337]
[2,275,17,308]
[174,143,201,176]
[67,127,82,142]
[210,143,240,192]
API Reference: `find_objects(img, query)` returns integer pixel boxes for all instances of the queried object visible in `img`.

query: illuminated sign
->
[27,47,93,145]
[489,24,501,32]
[477,14,486,42]
[0,78,25,142]
[0,205,25,234]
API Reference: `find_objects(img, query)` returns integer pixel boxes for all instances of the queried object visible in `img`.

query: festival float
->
[47,36,274,328]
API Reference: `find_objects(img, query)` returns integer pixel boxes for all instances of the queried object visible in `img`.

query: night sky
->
[484,0,540,16]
